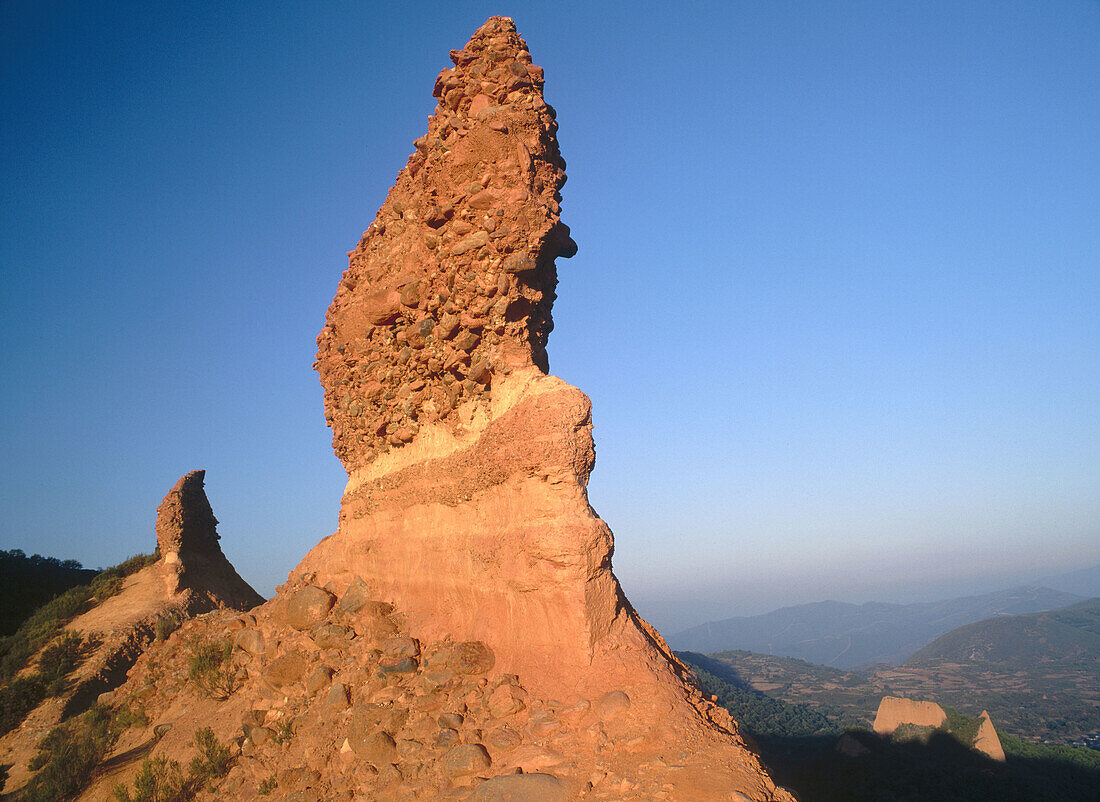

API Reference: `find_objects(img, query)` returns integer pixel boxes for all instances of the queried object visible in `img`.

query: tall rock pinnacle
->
[315,15,576,471]
[10,19,790,802]
[155,469,220,564]
[295,17,794,798]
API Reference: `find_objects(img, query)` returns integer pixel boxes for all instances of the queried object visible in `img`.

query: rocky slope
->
[66,16,794,801]
[0,470,263,796]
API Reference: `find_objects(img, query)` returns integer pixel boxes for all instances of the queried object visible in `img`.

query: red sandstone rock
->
[294,15,793,800]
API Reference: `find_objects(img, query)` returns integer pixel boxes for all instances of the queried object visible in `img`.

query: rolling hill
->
[682,598,1100,743]
[668,586,1082,668]
[908,597,1100,666]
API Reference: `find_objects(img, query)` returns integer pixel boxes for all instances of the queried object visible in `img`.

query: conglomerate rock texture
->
[315,15,575,469]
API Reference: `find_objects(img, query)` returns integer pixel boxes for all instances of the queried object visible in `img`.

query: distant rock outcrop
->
[873,696,948,734]
[974,710,1006,761]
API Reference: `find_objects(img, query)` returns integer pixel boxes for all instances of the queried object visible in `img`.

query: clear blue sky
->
[2,1,1097,632]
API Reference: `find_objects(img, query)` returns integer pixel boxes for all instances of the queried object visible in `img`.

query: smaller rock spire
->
[974,710,1006,761]
[155,469,219,562]
[154,470,264,609]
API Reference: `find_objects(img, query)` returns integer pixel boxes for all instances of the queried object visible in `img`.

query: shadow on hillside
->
[754,729,1100,802]
[677,651,1100,801]
[680,652,756,688]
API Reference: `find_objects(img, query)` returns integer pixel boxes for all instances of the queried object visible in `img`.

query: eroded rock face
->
[61,18,790,802]
[872,695,949,734]
[156,470,219,565]
[315,15,575,470]
[155,470,265,609]
[305,14,616,701]
[288,15,793,799]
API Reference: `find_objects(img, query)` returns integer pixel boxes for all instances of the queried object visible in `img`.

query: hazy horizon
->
[3,2,1097,632]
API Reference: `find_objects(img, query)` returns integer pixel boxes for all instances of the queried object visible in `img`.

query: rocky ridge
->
[78,577,788,800]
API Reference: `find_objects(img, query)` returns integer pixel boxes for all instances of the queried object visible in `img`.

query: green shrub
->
[38,630,89,695]
[0,674,47,737]
[257,774,277,795]
[0,551,156,682]
[112,727,233,802]
[21,703,120,801]
[188,727,233,787]
[92,574,126,600]
[114,702,150,730]
[272,719,294,744]
[0,586,92,681]
[154,613,181,642]
[186,638,237,700]
[112,755,185,802]
[0,630,97,736]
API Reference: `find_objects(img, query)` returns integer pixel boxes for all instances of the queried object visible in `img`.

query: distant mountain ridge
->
[681,596,1100,743]
[908,596,1100,666]
[1037,564,1100,599]
[668,585,1082,669]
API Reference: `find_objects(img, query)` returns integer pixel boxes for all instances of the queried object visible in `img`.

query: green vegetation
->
[0,551,157,682]
[112,755,185,802]
[0,675,47,738]
[38,632,92,693]
[114,703,150,730]
[0,632,92,737]
[188,727,232,786]
[186,638,237,700]
[681,653,1100,801]
[0,550,95,638]
[258,774,277,795]
[908,597,1100,665]
[690,646,1100,743]
[687,659,840,738]
[0,552,157,738]
[271,719,294,744]
[1001,730,1100,772]
[154,613,181,642]
[19,702,135,801]
[112,728,234,802]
